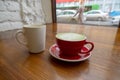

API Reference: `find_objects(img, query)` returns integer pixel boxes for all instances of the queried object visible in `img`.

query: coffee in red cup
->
[56,33,94,57]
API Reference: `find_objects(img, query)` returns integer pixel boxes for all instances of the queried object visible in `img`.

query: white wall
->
[0,0,23,31]
[41,0,52,23]
[0,0,52,32]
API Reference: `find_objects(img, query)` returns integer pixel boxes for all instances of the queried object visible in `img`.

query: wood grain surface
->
[0,23,120,80]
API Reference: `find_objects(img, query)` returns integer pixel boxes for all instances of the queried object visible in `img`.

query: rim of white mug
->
[23,24,46,28]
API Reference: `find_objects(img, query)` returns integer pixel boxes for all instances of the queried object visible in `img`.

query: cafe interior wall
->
[0,0,52,32]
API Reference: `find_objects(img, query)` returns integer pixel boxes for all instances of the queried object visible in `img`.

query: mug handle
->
[80,42,94,54]
[15,30,27,46]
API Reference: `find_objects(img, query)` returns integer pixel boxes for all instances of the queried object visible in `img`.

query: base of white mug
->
[29,49,45,54]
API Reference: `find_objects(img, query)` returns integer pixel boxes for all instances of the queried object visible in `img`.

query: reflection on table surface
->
[0,23,120,80]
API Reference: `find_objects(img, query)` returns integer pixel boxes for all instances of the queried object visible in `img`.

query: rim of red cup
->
[56,33,87,42]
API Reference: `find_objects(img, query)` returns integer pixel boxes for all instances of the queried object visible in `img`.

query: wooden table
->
[0,23,120,80]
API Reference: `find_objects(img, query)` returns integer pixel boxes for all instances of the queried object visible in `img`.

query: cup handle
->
[80,42,94,54]
[15,30,27,46]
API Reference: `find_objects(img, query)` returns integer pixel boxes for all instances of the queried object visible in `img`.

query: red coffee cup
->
[56,33,94,57]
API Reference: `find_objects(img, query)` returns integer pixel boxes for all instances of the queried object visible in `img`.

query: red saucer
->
[49,44,91,62]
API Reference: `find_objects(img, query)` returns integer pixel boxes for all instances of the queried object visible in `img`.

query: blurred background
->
[56,0,120,26]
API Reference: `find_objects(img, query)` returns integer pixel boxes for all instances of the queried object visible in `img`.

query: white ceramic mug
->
[16,24,46,53]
